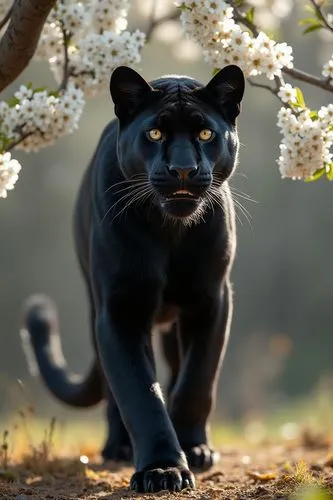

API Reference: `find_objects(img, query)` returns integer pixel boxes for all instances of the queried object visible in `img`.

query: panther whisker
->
[113,190,153,223]
[102,183,151,225]
[104,174,148,195]
[205,191,216,218]
[112,186,153,223]
[208,186,245,227]
[229,186,257,204]
[222,186,252,227]
[112,181,151,196]
[210,178,253,227]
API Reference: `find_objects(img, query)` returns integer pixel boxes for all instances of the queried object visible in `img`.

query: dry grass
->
[0,409,333,499]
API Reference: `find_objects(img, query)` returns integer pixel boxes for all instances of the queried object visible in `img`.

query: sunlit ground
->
[0,387,332,463]
[0,389,332,499]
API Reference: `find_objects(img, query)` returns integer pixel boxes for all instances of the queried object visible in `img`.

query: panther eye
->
[198,129,213,141]
[148,129,163,141]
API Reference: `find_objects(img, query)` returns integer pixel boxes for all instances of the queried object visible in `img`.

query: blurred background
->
[0,0,332,450]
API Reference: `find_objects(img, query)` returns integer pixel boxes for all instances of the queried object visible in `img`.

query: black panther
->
[22,64,245,493]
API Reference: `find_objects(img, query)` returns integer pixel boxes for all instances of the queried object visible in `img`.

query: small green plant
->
[291,485,333,500]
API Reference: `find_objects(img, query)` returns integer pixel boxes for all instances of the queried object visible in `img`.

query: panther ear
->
[110,66,154,122]
[202,65,245,123]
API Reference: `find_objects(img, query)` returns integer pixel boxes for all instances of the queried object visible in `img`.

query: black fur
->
[22,65,245,493]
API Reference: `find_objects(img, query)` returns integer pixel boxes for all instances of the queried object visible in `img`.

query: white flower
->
[61,3,90,34]
[92,0,129,33]
[277,107,333,180]
[179,3,293,80]
[277,83,297,104]
[1,85,86,154]
[322,56,333,80]
[49,29,145,97]
[35,24,64,59]
[203,0,231,15]
[14,85,33,101]
[0,152,21,199]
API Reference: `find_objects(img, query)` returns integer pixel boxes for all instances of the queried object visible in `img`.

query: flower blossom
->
[0,153,21,199]
[277,106,333,180]
[179,0,293,79]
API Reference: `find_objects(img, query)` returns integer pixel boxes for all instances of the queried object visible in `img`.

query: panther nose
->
[169,165,198,180]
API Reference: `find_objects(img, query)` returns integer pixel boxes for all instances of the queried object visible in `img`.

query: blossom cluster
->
[0,84,85,153]
[36,0,145,97]
[0,0,145,198]
[277,104,333,180]
[49,29,145,97]
[179,0,293,79]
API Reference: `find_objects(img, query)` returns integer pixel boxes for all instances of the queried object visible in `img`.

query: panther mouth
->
[160,189,202,219]
[164,189,200,202]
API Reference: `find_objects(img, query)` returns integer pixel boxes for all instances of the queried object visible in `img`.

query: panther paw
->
[130,467,195,493]
[185,445,220,471]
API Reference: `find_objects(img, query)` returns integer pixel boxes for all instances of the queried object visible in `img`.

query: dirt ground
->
[1,436,333,500]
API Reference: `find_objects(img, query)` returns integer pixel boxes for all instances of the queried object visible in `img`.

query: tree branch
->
[309,0,333,33]
[247,78,278,96]
[282,66,333,93]
[7,130,32,151]
[59,25,70,91]
[232,5,259,36]
[231,1,333,94]
[0,0,57,94]
[145,9,179,43]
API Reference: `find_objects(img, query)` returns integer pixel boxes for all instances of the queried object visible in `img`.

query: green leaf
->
[326,164,333,181]
[245,6,255,24]
[290,102,304,109]
[295,87,306,107]
[309,110,319,120]
[0,134,11,151]
[303,23,323,34]
[6,97,20,107]
[48,90,60,98]
[305,167,326,182]
[299,17,319,26]
[33,86,47,93]
[177,3,191,11]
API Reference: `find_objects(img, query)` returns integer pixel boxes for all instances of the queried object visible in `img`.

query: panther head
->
[110,65,245,221]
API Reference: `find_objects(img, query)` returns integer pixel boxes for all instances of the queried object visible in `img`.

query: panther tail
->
[21,294,104,407]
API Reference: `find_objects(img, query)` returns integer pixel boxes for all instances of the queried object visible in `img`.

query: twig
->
[145,9,179,43]
[309,0,333,33]
[0,2,13,31]
[6,20,71,152]
[231,1,333,94]
[231,4,259,36]
[59,25,70,91]
[282,66,333,93]
[7,131,32,151]
[247,79,278,95]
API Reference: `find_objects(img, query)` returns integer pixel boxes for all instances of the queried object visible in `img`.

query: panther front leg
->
[93,264,194,493]
[170,281,233,471]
